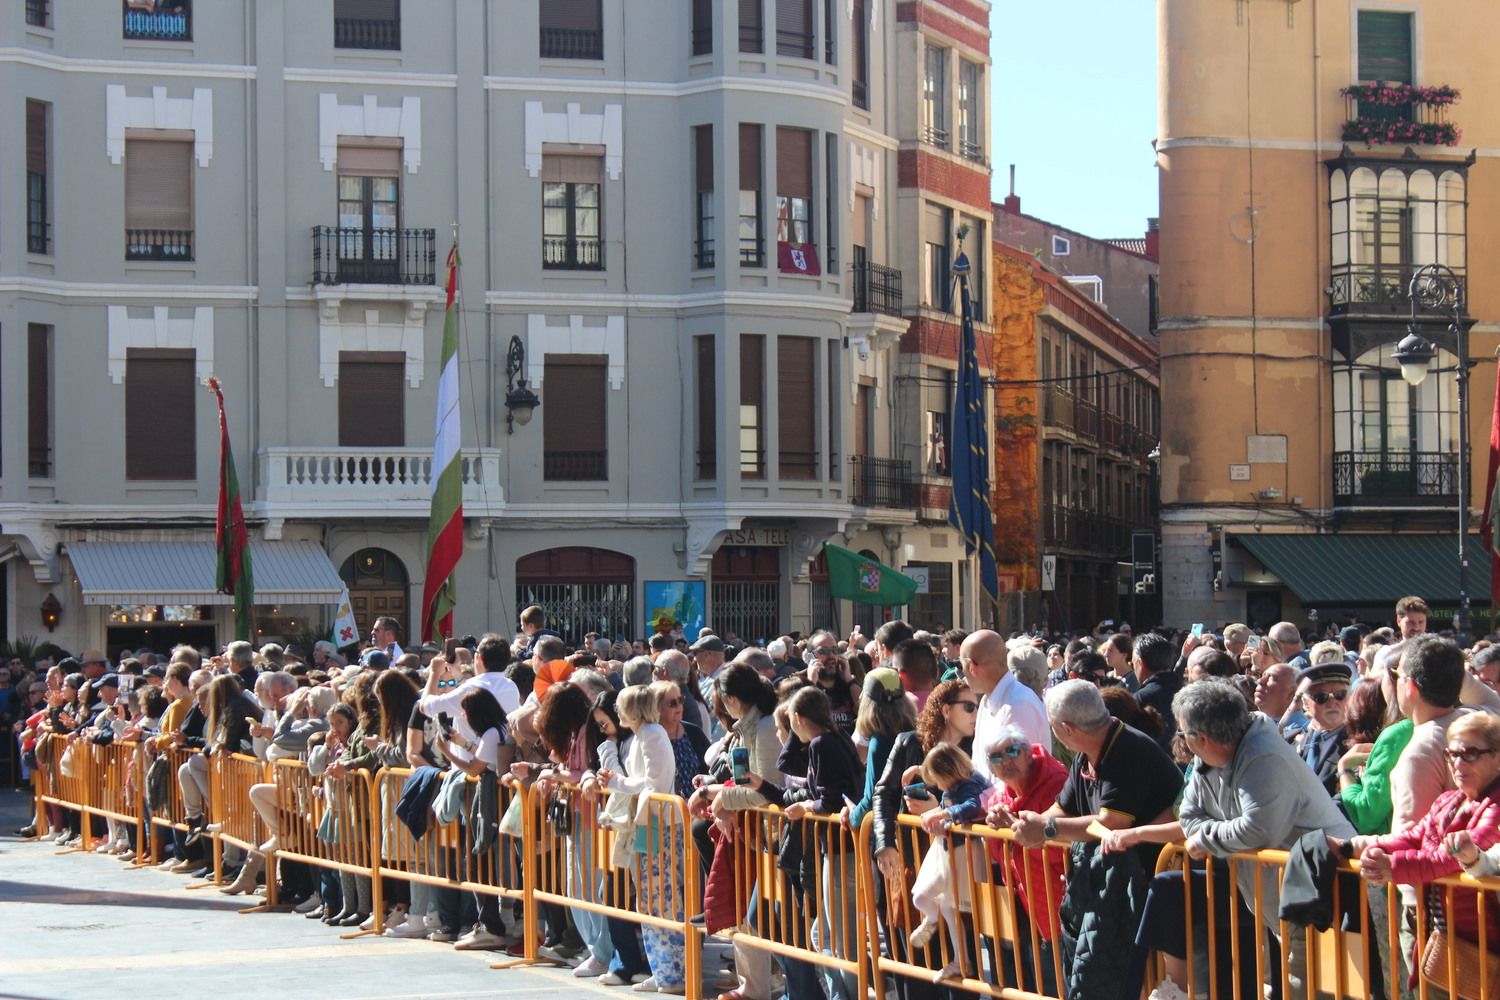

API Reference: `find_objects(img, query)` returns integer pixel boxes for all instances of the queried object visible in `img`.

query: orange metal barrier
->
[270,758,385,933]
[145,744,197,863]
[83,739,148,857]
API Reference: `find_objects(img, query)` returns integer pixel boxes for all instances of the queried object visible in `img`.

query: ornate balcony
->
[126,229,193,262]
[1043,504,1131,553]
[123,1,190,41]
[335,15,400,50]
[540,26,602,59]
[1333,450,1460,505]
[851,256,903,317]
[257,447,504,514]
[850,456,912,508]
[311,226,436,286]
[1342,85,1461,147]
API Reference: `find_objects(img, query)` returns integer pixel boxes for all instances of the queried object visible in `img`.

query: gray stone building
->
[1,0,991,655]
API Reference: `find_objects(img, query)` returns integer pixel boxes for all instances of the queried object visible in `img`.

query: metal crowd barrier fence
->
[145,744,198,865]
[270,757,385,933]
[83,739,147,855]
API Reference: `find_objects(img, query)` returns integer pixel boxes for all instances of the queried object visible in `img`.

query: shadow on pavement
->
[0,880,247,912]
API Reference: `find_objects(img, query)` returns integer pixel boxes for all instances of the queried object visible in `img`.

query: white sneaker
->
[598,972,630,986]
[117,849,135,862]
[632,977,659,993]
[95,840,113,853]
[384,918,432,938]
[1149,977,1191,1000]
[453,928,507,951]
[656,985,685,997]
[574,956,610,978]
[423,911,442,930]
[428,929,457,943]
[908,916,939,951]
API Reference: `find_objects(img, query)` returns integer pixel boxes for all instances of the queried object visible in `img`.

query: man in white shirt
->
[962,629,1051,774]
[371,616,405,662]
[417,634,520,744]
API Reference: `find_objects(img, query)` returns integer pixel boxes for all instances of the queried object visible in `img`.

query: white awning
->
[67,540,345,606]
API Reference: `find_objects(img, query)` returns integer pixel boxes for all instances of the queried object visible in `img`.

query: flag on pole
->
[948,249,1000,606]
[332,585,360,650]
[208,377,254,641]
[1481,363,1500,610]
[420,243,464,643]
[823,544,919,607]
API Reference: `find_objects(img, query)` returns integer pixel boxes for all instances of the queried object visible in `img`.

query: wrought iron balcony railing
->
[1329,263,1466,315]
[1334,450,1460,505]
[1342,85,1460,146]
[335,16,400,50]
[123,2,191,41]
[544,450,608,482]
[126,228,193,261]
[540,26,602,59]
[543,235,602,270]
[1043,504,1132,552]
[850,456,912,508]
[851,258,903,317]
[311,226,437,285]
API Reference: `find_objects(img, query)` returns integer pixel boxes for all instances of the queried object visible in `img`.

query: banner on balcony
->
[777,241,822,276]
[824,544,918,607]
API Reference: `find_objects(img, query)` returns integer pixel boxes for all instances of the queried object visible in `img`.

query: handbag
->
[59,743,75,778]
[546,789,573,837]
[1422,928,1500,1000]
[498,792,525,839]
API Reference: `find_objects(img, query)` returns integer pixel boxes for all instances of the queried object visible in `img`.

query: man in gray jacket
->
[1172,680,1354,1000]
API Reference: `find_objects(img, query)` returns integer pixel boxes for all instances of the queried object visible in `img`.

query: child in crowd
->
[908,741,990,981]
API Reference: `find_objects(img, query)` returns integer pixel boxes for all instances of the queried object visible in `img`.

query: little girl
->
[908,741,990,981]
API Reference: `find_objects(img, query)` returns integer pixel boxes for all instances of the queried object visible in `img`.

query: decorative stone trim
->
[106,85,213,166]
[319,93,422,173]
[106,305,214,384]
[525,314,626,389]
[523,101,623,180]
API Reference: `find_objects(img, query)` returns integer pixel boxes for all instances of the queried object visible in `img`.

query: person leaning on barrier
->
[1116,680,1354,1000]
[1011,679,1183,1000]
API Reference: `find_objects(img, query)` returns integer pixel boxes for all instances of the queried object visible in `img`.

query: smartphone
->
[1247,634,1261,650]
[1190,623,1204,638]
[902,782,933,801]
[731,746,750,783]
[1103,619,1115,627]
[444,638,459,661]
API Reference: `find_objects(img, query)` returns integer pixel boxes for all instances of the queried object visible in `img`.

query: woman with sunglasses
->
[1290,659,1352,796]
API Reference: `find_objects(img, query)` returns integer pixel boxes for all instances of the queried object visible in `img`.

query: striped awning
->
[67,540,345,606]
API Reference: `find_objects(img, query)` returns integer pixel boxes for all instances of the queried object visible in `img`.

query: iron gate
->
[514,583,634,645]
[710,582,780,645]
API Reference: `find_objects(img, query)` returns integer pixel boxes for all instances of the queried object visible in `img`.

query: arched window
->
[1332,343,1459,502]
[339,548,409,644]
[515,547,634,644]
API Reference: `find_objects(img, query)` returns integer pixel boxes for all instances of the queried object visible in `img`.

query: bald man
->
[961,629,1051,774]
[1270,622,1309,670]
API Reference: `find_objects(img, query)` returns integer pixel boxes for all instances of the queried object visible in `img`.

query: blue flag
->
[948,252,1000,605]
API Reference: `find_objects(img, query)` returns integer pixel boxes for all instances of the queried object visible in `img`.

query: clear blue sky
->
[988,1,1159,240]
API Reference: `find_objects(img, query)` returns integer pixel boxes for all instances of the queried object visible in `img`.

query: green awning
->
[1234,533,1491,606]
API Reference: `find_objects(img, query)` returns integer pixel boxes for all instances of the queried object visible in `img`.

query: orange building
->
[989,242,1160,632]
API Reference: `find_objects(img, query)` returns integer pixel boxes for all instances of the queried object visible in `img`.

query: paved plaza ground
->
[0,787,635,1000]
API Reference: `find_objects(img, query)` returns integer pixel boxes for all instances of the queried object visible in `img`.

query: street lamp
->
[1392,263,1471,641]
[503,335,540,433]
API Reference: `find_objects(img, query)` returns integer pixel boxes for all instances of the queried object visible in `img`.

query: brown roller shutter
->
[335,0,398,16]
[125,349,195,480]
[544,355,607,479]
[696,336,716,479]
[740,334,765,476]
[125,138,192,230]
[739,0,763,52]
[777,336,816,479]
[26,101,46,175]
[542,152,604,184]
[739,124,761,191]
[775,0,811,55]
[776,127,811,199]
[541,0,601,30]
[338,352,405,446]
[28,324,50,477]
[695,126,714,193]
[336,140,401,177]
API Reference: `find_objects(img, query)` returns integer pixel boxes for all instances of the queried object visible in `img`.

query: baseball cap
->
[690,635,726,654]
[361,650,391,670]
[97,673,120,689]
[1222,623,1251,645]
[144,664,167,679]
[862,667,904,702]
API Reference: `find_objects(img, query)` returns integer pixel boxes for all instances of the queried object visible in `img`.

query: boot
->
[220,851,264,895]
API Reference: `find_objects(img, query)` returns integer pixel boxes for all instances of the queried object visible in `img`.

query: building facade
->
[989,242,1160,634]
[1,0,991,655]
[1158,0,1496,630]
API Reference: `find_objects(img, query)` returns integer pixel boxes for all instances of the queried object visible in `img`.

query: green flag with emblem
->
[824,543,919,607]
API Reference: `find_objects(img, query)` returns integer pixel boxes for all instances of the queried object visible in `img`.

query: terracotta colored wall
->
[989,251,1045,589]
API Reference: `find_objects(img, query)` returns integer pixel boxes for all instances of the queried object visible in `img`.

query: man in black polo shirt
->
[1013,679,1183,999]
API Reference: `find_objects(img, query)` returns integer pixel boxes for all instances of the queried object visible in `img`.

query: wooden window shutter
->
[777,336,816,479]
[740,335,764,408]
[776,127,811,199]
[336,0,399,17]
[28,324,50,477]
[544,356,607,476]
[1358,11,1413,83]
[693,0,712,51]
[695,125,714,194]
[541,152,604,185]
[540,0,601,30]
[26,101,46,175]
[125,138,192,230]
[739,124,762,191]
[739,0,763,51]
[336,140,401,177]
[125,349,195,480]
[775,0,811,44]
[338,352,406,446]
[854,383,872,458]
[696,336,716,478]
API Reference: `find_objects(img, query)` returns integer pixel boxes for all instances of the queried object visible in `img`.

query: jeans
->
[568,829,615,964]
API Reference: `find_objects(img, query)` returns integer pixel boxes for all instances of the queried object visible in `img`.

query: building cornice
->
[0,277,257,302]
[483,74,848,109]
[284,67,458,88]
[483,289,857,317]
[0,48,255,79]
[1157,135,1490,159]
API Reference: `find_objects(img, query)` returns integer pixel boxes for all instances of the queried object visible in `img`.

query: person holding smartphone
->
[804,631,860,738]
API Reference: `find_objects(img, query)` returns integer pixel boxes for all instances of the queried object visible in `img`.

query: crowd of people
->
[13,596,1500,1000]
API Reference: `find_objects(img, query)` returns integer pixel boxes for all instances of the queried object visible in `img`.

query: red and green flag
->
[824,543,919,608]
[209,377,253,640]
[421,244,464,642]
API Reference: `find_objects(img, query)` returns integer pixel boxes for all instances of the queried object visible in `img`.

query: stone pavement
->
[0,786,653,1000]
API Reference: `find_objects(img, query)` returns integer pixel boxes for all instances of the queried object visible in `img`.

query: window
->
[925,203,951,311]
[739,124,764,266]
[824,134,838,272]
[826,340,840,477]
[125,137,193,261]
[26,0,49,28]
[122,0,190,41]
[694,126,715,269]
[1066,275,1104,303]
[540,0,603,59]
[543,355,608,481]
[335,141,401,282]
[1051,234,1071,256]
[958,60,985,163]
[776,127,813,244]
[692,0,712,55]
[1333,341,1459,501]
[853,382,873,458]
[777,336,817,479]
[125,349,195,480]
[740,334,765,477]
[696,336,716,480]
[26,100,48,255]
[334,0,400,49]
[28,324,51,478]
[909,563,952,630]
[776,0,813,58]
[1357,10,1414,84]
[739,0,763,52]
[927,408,950,476]
[542,153,603,270]
[922,44,949,147]
[851,0,870,109]
[338,352,405,446]
[822,0,835,63]
[1329,163,1466,310]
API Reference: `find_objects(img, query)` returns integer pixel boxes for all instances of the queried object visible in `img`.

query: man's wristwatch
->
[1042,817,1059,841]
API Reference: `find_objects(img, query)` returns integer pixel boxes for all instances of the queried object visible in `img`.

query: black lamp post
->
[1391,263,1470,642]
[504,334,540,434]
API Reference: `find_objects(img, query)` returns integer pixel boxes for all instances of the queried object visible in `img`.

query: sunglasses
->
[663,698,682,708]
[949,700,979,714]
[1446,746,1497,764]
[1307,690,1348,705]
[814,647,837,657]
[987,744,1026,764]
